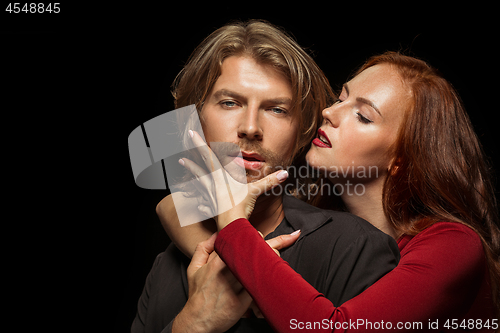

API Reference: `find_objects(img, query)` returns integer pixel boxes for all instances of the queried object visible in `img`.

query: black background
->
[2,3,498,332]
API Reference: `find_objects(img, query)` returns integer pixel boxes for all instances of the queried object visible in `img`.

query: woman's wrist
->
[217,210,246,231]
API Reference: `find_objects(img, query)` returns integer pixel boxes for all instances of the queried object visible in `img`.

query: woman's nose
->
[322,104,340,128]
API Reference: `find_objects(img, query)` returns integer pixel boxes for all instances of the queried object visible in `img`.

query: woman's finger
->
[248,169,289,198]
[179,157,213,201]
[189,130,223,174]
[265,230,301,256]
[179,157,208,178]
[180,158,212,193]
[197,204,215,219]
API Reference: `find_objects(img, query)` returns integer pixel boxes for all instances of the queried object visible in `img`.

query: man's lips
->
[312,128,332,148]
[233,151,265,170]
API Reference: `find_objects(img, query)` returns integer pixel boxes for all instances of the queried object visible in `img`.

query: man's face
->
[200,55,298,183]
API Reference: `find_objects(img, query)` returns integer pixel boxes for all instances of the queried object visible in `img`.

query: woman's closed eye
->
[356,112,373,124]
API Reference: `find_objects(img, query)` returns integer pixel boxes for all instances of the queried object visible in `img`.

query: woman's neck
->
[340,178,399,239]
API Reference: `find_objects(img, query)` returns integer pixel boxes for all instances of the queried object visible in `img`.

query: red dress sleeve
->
[214,218,493,332]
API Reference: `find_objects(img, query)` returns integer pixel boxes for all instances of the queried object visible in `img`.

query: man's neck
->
[248,193,285,238]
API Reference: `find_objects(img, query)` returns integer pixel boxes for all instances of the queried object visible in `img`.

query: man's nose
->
[237,106,263,140]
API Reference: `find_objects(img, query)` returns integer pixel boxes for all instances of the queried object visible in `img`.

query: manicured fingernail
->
[188,130,194,138]
[290,229,301,236]
[178,158,185,166]
[277,170,288,181]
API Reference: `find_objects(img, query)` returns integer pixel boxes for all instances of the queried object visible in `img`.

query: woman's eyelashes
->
[356,112,373,124]
[332,99,374,124]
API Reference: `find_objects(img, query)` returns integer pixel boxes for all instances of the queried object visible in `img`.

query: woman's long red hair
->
[357,52,500,316]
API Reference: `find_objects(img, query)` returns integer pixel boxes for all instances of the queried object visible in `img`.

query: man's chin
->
[245,168,275,184]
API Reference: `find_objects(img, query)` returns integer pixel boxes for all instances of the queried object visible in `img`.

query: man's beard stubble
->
[211,138,292,184]
[239,139,291,182]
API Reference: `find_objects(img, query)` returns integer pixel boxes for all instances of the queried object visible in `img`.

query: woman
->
[169,52,500,331]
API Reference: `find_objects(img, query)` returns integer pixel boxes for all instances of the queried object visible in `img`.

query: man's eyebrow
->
[343,83,382,118]
[212,89,246,101]
[266,97,292,105]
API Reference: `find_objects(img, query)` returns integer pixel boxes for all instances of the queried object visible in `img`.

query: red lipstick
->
[312,128,332,148]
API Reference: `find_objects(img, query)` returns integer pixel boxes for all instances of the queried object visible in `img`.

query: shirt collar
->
[264,194,333,241]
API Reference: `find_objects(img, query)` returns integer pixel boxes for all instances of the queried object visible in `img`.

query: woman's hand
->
[178,130,289,231]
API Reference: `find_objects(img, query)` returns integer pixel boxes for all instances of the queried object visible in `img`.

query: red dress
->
[215,219,496,332]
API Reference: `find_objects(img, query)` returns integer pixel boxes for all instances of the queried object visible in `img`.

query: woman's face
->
[306,64,410,183]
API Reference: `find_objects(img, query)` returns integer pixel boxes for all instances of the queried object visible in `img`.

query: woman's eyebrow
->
[343,83,383,118]
[357,97,382,118]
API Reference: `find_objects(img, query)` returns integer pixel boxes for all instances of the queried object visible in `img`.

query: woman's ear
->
[388,157,402,176]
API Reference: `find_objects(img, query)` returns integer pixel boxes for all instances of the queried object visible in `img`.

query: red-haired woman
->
[177,52,500,332]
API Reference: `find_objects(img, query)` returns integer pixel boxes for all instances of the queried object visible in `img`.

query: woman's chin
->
[305,148,325,169]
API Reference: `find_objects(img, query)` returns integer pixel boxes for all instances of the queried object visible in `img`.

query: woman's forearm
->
[214,218,341,332]
[156,193,216,257]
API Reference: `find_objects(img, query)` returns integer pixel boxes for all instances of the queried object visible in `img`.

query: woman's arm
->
[156,192,298,259]
[214,219,490,332]
[156,193,216,257]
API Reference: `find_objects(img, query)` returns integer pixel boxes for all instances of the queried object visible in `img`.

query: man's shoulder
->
[284,196,397,255]
[157,242,190,267]
[320,209,383,235]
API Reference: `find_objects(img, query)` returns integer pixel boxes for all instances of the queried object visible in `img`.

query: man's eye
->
[270,107,287,114]
[220,101,238,108]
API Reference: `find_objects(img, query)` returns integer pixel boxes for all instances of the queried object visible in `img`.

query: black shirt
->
[132,194,400,332]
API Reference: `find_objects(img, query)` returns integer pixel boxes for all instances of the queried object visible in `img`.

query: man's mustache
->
[208,139,288,171]
[237,140,276,161]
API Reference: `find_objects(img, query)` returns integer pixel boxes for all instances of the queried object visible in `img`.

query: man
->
[132,20,399,332]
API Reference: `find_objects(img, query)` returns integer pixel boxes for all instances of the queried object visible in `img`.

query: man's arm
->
[156,193,216,257]
[131,252,163,333]
[131,236,253,333]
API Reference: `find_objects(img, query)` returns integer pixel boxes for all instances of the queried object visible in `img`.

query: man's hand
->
[172,233,252,333]
[172,229,301,332]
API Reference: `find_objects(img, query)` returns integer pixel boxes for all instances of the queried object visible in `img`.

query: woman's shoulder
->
[399,222,485,271]
[405,221,482,248]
